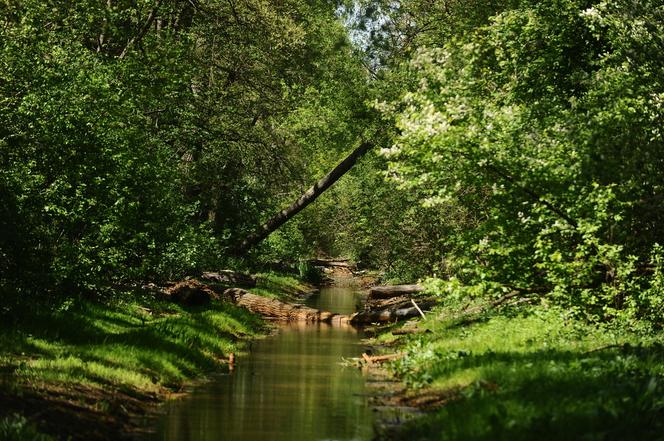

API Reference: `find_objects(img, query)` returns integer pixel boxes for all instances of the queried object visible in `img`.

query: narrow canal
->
[149,281,375,441]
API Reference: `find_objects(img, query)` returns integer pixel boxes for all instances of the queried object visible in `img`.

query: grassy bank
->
[377,303,664,441]
[0,273,311,441]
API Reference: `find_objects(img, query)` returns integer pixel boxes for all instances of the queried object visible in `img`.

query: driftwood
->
[411,299,426,318]
[367,295,413,310]
[350,303,434,324]
[369,284,425,300]
[201,270,256,288]
[224,288,348,323]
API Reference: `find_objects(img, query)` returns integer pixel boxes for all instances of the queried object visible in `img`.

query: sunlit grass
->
[0,273,314,404]
[390,306,664,440]
[0,297,265,395]
[250,272,314,301]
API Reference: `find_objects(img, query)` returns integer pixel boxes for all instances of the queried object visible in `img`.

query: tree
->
[0,0,371,300]
[378,0,664,320]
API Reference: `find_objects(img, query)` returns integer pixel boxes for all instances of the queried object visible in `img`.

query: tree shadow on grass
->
[0,300,262,389]
[401,344,664,441]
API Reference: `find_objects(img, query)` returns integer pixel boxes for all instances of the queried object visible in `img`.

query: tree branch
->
[119,0,162,59]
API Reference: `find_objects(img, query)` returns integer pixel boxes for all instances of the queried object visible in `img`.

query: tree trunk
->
[119,0,162,59]
[349,304,434,324]
[235,140,373,254]
[368,284,425,299]
[225,288,349,323]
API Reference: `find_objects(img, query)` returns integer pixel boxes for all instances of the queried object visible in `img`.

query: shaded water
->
[149,283,374,441]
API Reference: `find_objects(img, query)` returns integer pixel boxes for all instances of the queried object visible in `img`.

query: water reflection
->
[150,285,373,441]
[306,284,365,315]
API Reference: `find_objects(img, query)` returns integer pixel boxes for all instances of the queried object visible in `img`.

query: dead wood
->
[164,280,220,306]
[366,295,413,310]
[236,139,373,254]
[350,301,436,325]
[224,288,348,323]
[310,258,354,268]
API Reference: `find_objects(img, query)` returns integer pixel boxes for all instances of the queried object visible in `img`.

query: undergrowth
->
[387,304,664,441]
[0,414,56,441]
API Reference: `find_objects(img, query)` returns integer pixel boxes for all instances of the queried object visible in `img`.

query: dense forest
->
[1,0,663,440]
[2,0,663,321]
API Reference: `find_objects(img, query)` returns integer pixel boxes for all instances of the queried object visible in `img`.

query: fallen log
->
[366,294,436,311]
[163,282,431,326]
[164,280,220,306]
[350,301,436,325]
[411,299,426,318]
[235,139,374,254]
[369,285,425,300]
[201,270,257,288]
[224,288,348,324]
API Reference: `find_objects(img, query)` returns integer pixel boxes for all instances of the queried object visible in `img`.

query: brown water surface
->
[149,282,374,441]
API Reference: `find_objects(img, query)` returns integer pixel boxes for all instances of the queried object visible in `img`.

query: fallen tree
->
[163,279,435,325]
[349,301,437,325]
[310,258,355,268]
[224,288,349,324]
[235,139,373,254]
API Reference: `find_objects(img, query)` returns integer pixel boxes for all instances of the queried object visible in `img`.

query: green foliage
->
[0,0,370,301]
[297,261,323,285]
[250,272,314,301]
[378,0,664,320]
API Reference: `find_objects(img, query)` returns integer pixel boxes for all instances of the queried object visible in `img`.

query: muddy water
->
[149,283,374,441]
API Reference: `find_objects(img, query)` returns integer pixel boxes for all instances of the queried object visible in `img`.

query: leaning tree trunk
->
[235,140,372,254]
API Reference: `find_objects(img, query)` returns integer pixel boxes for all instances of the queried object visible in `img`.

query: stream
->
[148,281,375,441]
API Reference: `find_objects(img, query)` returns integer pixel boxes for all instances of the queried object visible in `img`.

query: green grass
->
[0,272,313,395]
[0,273,309,400]
[0,297,264,393]
[249,272,314,301]
[387,305,664,441]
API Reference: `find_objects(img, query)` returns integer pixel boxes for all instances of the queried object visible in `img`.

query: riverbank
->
[367,300,664,440]
[0,273,312,441]
[149,279,374,441]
